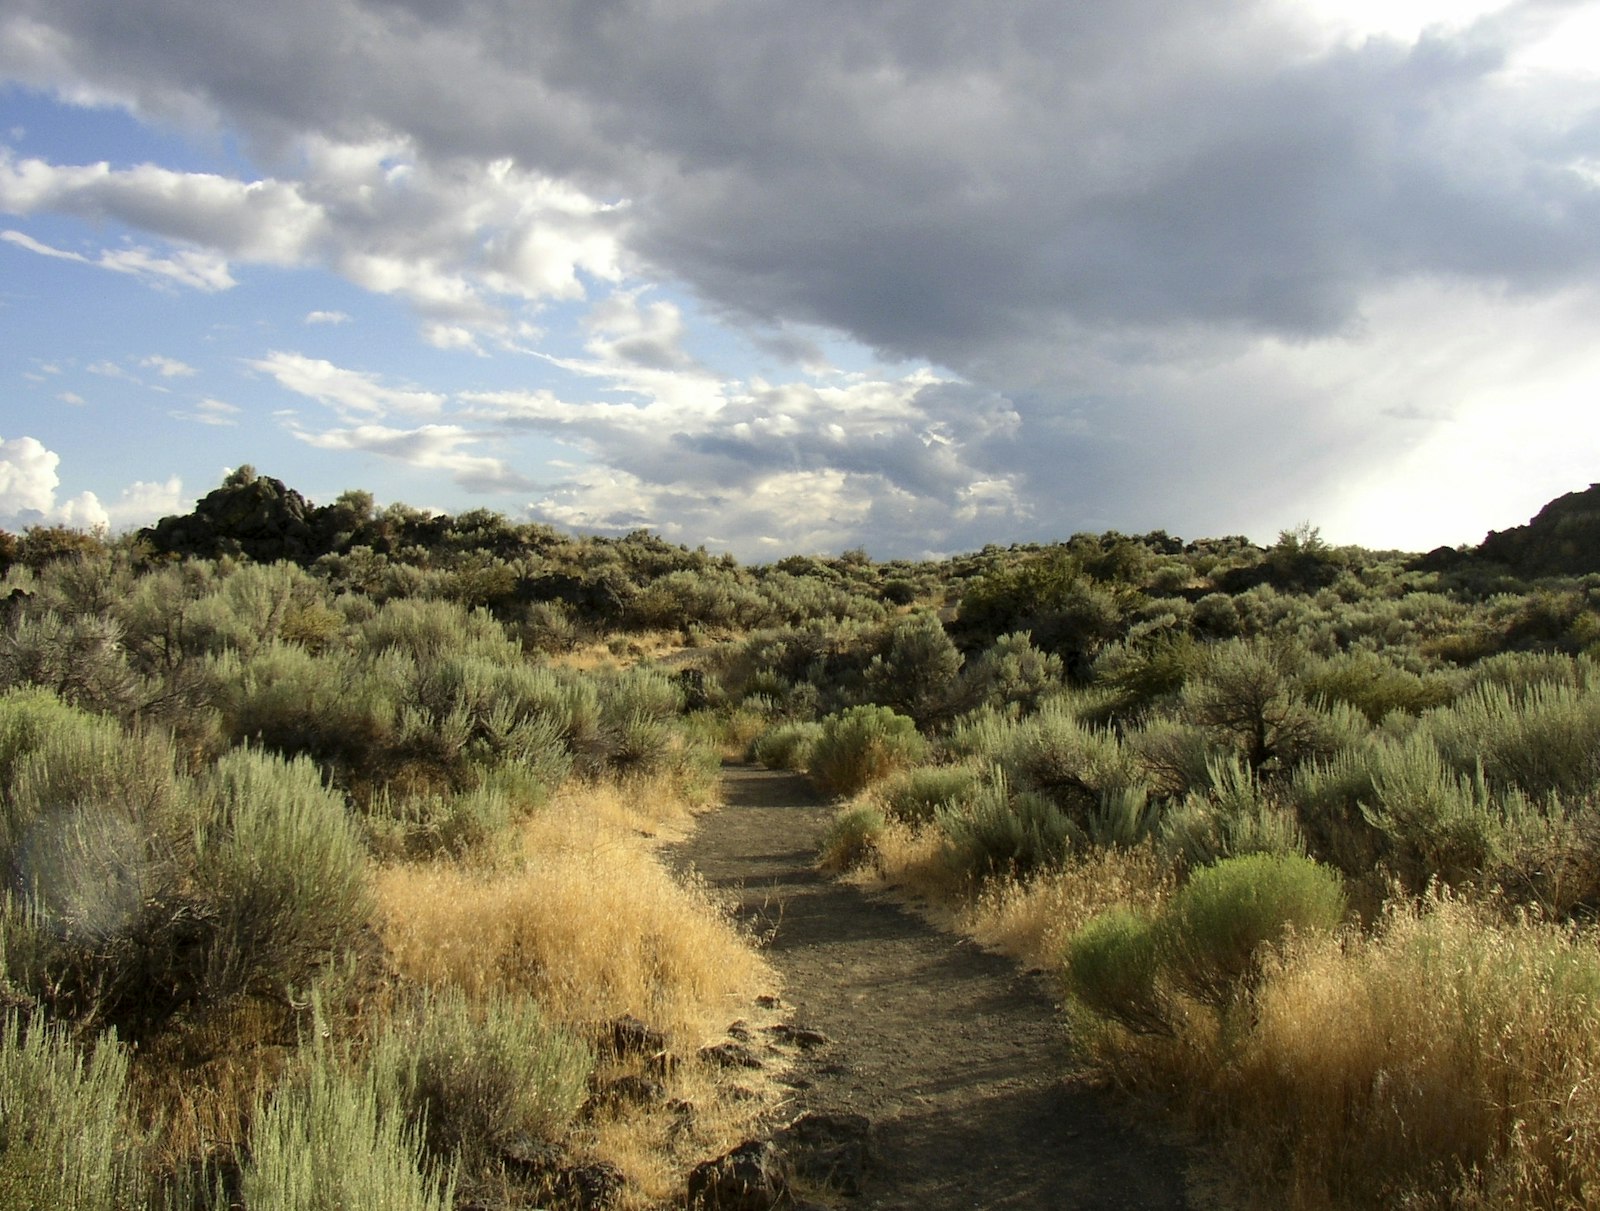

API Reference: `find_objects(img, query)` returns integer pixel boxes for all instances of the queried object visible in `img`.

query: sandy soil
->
[668,764,1203,1211]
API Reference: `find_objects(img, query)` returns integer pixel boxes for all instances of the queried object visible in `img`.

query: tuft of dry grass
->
[127,998,299,1170]
[962,843,1177,971]
[842,816,965,906]
[1215,895,1600,1209]
[854,811,1178,972]
[377,773,782,1209]
[377,775,773,1050]
[1048,884,1600,1208]
[547,631,692,673]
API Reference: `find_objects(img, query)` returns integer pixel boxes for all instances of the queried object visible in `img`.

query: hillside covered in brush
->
[0,469,1597,1210]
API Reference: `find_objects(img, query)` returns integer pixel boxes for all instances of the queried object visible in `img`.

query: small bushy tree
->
[863,612,963,726]
[809,705,927,796]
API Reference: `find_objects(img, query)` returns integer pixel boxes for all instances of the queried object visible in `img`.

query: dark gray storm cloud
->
[11,0,1596,350]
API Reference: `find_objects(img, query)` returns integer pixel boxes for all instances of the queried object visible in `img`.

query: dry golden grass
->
[575,1059,787,1209]
[120,770,775,1208]
[837,817,968,922]
[547,630,693,672]
[1047,885,1600,1208]
[377,775,774,1049]
[961,843,1177,971]
[1214,896,1600,1209]
[700,704,773,762]
[126,997,301,1171]
[846,811,1178,973]
[377,773,781,1208]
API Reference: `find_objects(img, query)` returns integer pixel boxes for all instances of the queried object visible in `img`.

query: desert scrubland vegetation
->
[1,468,1598,1208]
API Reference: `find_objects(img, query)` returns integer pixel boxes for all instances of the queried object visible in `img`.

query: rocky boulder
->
[685,1113,873,1210]
[143,473,321,563]
[687,1139,792,1211]
[1478,482,1600,576]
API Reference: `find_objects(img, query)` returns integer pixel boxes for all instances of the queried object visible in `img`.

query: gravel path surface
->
[668,764,1202,1211]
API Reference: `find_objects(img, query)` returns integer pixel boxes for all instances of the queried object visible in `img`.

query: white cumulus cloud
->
[0,435,182,532]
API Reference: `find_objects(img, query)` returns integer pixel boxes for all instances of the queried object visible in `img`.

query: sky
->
[2,0,1599,560]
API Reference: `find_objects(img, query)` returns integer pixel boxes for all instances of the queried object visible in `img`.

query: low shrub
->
[358,597,519,666]
[1060,908,1172,1037]
[394,985,591,1170]
[1084,785,1163,850]
[1091,631,1202,719]
[2,698,373,1032]
[1183,638,1323,771]
[1,700,200,1034]
[2,697,183,859]
[1422,676,1600,800]
[874,764,985,825]
[1158,852,1346,1008]
[809,706,927,796]
[516,669,605,768]
[193,749,375,999]
[748,721,824,771]
[1158,756,1306,868]
[239,1046,456,1211]
[938,778,1077,882]
[0,807,193,1036]
[1288,746,1388,877]
[0,1013,144,1210]
[1124,717,1215,798]
[862,612,964,726]
[971,703,1135,824]
[362,785,519,861]
[957,631,1064,714]
[0,612,140,717]
[210,643,395,777]
[1301,649,1456,722]
[819,804,889,872]
[520,600,581,654]
[1361,733,1517,888]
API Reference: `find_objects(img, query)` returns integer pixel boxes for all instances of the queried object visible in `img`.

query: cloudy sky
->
[2,0,1598,558]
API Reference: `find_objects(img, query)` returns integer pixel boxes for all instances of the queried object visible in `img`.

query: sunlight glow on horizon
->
[1305,0,1600,74]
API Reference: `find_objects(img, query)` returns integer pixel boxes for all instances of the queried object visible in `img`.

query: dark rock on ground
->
[548,1161,626,1210]
[599,1014,668,1060]
[764,1023,829,1049]
[499,1134,564,1179]
[687,1139,792,1211]
[667,1097,697,1129]
[700,1041,763,1069]
[587,1074,667,1111]
[774,1112,874,1197]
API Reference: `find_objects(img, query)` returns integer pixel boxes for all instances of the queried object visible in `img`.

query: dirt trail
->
[669,764,1198,1211]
